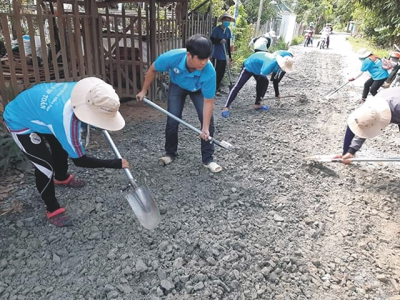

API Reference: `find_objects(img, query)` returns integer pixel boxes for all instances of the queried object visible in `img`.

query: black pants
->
[362,78,387,99]
[10,132,70,212]
[224,66,269,108]
[271,71,286,97]
[212,58,227,91]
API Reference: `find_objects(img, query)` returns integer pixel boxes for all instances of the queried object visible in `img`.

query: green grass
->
[346,36,392,59]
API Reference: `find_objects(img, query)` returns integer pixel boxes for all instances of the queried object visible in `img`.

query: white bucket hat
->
[71,77,125,131]
[218,12,235,22]
[357,48,372,59]
[348,97,391,139]
[276,55,294,73]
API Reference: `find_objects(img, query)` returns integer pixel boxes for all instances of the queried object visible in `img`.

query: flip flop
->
[159,155,175,166]
[204,162,222,173]
[254,105,270,111]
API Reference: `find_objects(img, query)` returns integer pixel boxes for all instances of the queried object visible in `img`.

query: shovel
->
[103,130,161,230]
[142,98,234,151]
[306,155,400,163]
[223,45,234,90]
[322,81,350,99]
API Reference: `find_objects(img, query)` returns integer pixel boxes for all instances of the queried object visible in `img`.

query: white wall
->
[279,13,297,44]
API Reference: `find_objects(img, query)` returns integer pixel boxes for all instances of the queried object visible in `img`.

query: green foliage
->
[347,36,390,59]
[290,35,304,46]
[270,37,289,52]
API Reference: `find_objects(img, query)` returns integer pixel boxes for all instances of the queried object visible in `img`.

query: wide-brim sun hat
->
[358,48,372,59]
[348,96,391,139]
[71,77,125,131]
[276,55,294,73]
[218,12,235,22]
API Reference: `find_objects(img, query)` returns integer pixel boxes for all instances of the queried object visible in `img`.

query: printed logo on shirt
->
[173,68,180,74]
[29,133,41,145]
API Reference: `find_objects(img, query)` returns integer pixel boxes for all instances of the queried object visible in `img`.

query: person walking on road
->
[221,51,294,118]
[210,12,234,95]
[348,48,389,103]
[3,77,129,227]
[136,34,222,173]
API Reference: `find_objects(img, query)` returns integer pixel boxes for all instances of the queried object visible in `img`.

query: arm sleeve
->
[347,136,366,154]
[210,27,221,44]
[72,155,122,169]
[361,59,373,72]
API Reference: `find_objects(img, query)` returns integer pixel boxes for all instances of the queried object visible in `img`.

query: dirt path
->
[1,33,400,300]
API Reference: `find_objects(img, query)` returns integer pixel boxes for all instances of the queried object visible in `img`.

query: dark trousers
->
[362,78,387,99]
[224,66,269,108]
[165,82,215,164]
[271,71,286,97]
[342,126,355,155]
[212,58,227,91]
[10,132,70,212]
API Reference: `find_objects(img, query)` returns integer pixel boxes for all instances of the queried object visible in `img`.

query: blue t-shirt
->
[154,49,216,99]
[211,25,231,60]
[244,52,280,76]
[361,58,389,80]
[272,50,292,58]
[4,82,85,158]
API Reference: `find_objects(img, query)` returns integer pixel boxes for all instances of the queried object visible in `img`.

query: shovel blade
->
[126,185,161,230]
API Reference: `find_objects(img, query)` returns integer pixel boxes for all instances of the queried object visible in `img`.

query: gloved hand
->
[348,78,355,82]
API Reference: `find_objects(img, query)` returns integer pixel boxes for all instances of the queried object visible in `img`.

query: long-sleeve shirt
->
[210,25,231,60]
[360,58,389,80]
[348,87,400,154]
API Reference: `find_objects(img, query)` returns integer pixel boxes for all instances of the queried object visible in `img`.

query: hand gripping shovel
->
[306,155,400,163]
[323,81,350,99]
[103,130,161,230]
[142,98,234,151]
[223,45,234,90]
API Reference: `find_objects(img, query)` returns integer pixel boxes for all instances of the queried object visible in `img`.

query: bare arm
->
[136,63,157,100]
[200,98,214,140]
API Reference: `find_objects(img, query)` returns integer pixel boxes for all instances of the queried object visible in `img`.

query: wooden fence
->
[0,1,212,105]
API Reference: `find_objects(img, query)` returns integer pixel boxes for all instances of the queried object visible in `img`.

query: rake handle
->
[142,98,225,148]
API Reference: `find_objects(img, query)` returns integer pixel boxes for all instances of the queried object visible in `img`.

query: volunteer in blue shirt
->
[270,50,294,98]
[335,88,399,164]
[210,12,234,95]
[136,34,222,173]
[348,48,389,103]
[3,77,129,227]
[221,51,294,118]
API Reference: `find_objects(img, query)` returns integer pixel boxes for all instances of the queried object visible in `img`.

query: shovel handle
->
[223,45,233,84]
[143,98,229,150]
[102,130,139,189]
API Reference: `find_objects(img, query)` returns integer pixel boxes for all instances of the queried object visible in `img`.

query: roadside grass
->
[346,36,393,58]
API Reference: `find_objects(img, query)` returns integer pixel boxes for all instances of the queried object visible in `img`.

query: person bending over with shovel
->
[348,48,389,104]
[3,78,129,227]
[221,51,294,118]
[136,34,222,173]
[335,87,400,164]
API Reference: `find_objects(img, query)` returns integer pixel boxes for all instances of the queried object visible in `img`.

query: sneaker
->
[46,208,73,227]
[54,174,85,187]
[221,110,230,118]
[254,105,270,111]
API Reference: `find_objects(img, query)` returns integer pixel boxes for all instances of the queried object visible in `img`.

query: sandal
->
[159,155,175,166]
[54,174,85,187]
[46,208,73,227]
[254,105,270,111]
[204,162,222,173]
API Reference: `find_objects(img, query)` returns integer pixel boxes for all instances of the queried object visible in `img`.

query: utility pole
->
[255,0,264,37]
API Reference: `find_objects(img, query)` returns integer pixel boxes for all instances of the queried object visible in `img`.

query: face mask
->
[223,21,230,27]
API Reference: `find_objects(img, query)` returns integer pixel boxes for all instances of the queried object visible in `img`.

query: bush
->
[290,35,304,46]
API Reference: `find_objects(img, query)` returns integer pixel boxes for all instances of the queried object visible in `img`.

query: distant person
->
[136,34,222,173]
[210,12,234,95]
[221,51,294,118]
[248,33,272,52]
[3,78,129,227]
[348,48,389,103]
